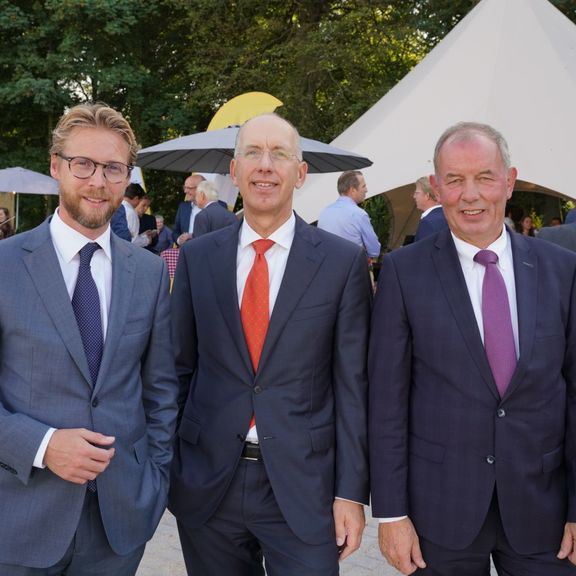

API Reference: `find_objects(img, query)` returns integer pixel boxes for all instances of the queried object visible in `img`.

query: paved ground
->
[137,510,497,575]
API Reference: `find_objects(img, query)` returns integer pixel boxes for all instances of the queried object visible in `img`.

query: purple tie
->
[72,243,103,386]
[474,250,516,397]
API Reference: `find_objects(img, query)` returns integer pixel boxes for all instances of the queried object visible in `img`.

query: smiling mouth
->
[462,209,483,215]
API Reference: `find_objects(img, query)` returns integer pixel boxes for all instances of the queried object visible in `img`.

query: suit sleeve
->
[564,267,576,521]
[170,245,199,419]
[368,252,412,517]
[172,204,184,244]
[333,247,372,504]
[110,205,131,242]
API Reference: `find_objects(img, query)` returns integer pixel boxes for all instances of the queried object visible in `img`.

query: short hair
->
[197,180,219,202]
[124,183,146,200]
[433,122,511,173]
[337,171,363,195]
[234,113,303,160]
[50,103,139,165]
[155,214,165,221]
[415,176,437,202]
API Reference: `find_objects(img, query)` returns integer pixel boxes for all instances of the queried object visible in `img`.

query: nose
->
[257,150,274,170]
[89,164,107,187]
[461,179,480,202]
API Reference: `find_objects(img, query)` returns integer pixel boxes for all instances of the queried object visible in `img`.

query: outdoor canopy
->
[293,0,576,248]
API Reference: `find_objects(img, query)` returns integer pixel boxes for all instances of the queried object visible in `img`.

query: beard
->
[59,185,121,230]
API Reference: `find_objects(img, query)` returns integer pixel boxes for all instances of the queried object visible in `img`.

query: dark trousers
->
[417,492,576,575]
[0,491,145,576]
[177,459,340,576]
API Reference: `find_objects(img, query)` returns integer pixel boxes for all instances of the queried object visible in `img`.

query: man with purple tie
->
[369,122,576,575]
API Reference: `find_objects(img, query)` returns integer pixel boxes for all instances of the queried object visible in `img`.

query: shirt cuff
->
[378,516,408,523]
[33,428,56,469]
[335,497,364,506]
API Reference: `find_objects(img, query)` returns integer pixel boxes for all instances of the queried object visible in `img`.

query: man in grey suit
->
[0,103,179,575]
[192,179,237,238]
[538,221,576,251]
[170,113,371,575]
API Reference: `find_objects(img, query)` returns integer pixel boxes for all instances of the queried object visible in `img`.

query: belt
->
[241,442,262,461]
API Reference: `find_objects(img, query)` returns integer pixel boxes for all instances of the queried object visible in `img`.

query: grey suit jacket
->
[0,220,179,568]
[538,222,576,251]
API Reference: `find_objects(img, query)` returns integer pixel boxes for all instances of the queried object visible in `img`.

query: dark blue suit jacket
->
[169,215,371,544]
[192,202,237,238]
[172,201,192,244]
[414,206,448,242]
[369,229,576,554]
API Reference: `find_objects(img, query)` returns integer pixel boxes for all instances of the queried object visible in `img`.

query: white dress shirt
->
[420,204,442,220]
[188,203,202,234]
[237,213,295,442]
[34,210,113,468]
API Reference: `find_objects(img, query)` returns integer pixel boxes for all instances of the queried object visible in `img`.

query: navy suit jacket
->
[414,206,448,242]
[0,220,179,567]
[169,214,371,545]
[369,228,576,554]
[172,201,192,244]
[538,222,576,252]
[192,202,237,238]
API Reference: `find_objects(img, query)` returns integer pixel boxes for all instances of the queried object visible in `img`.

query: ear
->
[430,174,441,201]
[294,160,308,190]
[230,158,238,186]
[506,167,518,199]
[50,154,60,179]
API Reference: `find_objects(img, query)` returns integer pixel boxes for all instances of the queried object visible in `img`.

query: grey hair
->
[433,122,511,173]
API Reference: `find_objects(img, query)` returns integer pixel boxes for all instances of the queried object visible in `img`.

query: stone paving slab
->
[138,510,497,575]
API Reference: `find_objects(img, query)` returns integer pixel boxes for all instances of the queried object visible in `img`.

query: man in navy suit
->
[413,175,448,241]
[369,122,576,575]
[172,173,205,246]
[192,179,237,238]
[170,113,371,575]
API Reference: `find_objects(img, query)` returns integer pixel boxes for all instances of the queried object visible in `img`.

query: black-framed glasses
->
[57,153,133,184]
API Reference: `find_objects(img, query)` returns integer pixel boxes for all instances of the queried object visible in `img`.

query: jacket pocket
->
[542,445,563,473]
[310,424,335,453]
[178,416,201,445]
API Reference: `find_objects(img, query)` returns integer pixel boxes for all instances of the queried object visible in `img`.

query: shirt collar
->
[421,205,441,219]
[50,208,112,263]
[337,195,357,206]
[452,225,510,271]
[240,212,296,251]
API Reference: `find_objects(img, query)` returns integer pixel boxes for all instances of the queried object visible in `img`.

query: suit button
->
[254,386,263,394]
[486,455,495,464]
[91,397,99,407]
[497,408,506,418]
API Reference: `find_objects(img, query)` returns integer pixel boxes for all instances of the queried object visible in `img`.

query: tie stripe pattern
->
[72,243,103,386]
[474,249,517,397]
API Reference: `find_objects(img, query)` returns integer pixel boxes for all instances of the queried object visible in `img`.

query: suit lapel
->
[22,221,93,387]
[431,230,500,400]
[257,217,325,376]
[503,232,537,398]
[208,221,254,374]
[95,235,135,393]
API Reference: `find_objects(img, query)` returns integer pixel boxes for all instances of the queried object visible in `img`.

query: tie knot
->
[252,239,274,255]
[79,242,101,265]
[474,249,498,267]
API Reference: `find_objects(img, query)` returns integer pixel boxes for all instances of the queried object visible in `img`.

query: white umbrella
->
[136,126,373,174]
[0,167,59,231]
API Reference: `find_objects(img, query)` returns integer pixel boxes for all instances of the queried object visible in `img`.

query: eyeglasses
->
[235,149,301,163]
[57,153,133,184]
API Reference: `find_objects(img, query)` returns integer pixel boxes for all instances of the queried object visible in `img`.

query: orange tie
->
[241,239,274,430]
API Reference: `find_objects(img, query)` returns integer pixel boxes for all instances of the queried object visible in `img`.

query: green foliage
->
[2,0,576,233]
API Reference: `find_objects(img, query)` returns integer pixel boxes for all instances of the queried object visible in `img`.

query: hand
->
[146,229,158,238]
[378,517,426,574]
[44,428,115,485]
[333,499,365,561]
[177,233,191,246]
[558,522,576,565]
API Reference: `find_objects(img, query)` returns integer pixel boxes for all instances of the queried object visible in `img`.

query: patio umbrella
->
[136,127,373,174]
[0,167,59,231]
[0,167,59,195]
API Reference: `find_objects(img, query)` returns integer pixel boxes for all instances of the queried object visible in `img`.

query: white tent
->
[293,0,576,248]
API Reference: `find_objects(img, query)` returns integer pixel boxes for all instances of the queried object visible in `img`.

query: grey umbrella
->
[136,127,372,174]
[0,167,59,231]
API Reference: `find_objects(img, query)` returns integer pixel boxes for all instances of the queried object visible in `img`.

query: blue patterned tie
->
[72,243,103,386]
[474,250,517,397]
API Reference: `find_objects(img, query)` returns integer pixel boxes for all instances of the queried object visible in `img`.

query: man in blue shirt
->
[317,170,381,260]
